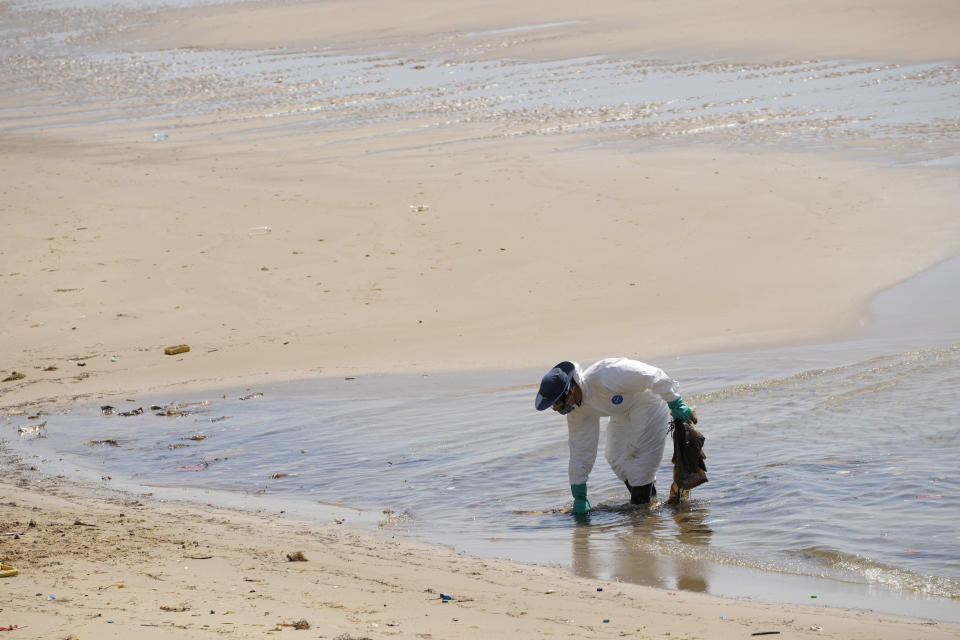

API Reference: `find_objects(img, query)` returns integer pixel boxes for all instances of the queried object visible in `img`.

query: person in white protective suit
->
[534,358,696,514]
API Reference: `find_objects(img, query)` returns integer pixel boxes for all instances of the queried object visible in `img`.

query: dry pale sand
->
[2,0,960,637]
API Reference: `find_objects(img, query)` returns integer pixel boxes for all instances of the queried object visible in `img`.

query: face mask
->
[552,390,579,415]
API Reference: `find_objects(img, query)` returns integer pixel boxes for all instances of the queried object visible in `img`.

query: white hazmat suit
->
[565,358,680,488]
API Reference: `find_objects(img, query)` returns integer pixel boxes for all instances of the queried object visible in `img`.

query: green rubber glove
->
[667,396,696,423]
[571,483,590,514]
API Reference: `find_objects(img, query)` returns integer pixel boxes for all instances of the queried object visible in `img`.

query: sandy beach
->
[1,0,959,413]
[3,136,957,411]
[2,0,960,636]
[2,461,959,640]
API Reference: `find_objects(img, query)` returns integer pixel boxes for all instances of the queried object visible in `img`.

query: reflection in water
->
[669,503,714,592]
[570,499,715,593]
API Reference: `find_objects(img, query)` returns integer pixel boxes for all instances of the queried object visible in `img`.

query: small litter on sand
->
[277,619,310,630]
[286,551,308,562]
[164,344,191,356]
[17,422,46,437]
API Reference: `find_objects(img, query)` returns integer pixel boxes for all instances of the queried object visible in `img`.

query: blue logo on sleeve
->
[611,394,623,405]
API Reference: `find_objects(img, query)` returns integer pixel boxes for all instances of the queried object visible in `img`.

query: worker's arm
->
[567,413,600,513]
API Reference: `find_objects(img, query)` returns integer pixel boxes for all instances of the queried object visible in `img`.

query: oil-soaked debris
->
[87,440,119,447]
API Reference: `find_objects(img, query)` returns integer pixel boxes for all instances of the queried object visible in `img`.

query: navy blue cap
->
[535,361,575,411]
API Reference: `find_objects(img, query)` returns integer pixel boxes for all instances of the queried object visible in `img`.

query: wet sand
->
[2,461,959,639]
[2,0,960,636]
[122,0,960,63]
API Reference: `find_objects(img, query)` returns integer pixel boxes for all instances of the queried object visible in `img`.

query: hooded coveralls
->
[566,358,681,488]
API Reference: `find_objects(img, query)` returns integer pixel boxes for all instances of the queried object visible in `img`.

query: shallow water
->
[0,1,957,162]
[6,258,960,621]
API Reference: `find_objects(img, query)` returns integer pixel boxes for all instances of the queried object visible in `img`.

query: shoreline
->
[2,137,958,415]
[3,448,960,639]
[18,453,960,625]
[3,0,959,414]
[4,242,959,417]
[5,256,960,628]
